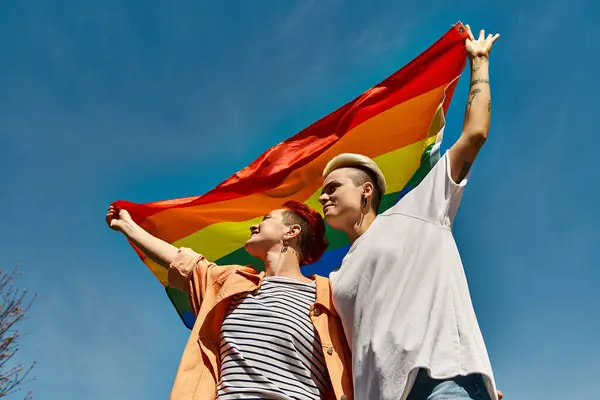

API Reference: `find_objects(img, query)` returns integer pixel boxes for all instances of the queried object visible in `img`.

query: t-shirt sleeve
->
[385,151,468,226]
[167,247,219,316]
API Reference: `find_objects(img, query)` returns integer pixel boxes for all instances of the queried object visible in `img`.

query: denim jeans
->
[406,369,492,400]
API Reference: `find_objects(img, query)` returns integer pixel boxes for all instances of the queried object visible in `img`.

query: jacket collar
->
[235,266,265,283]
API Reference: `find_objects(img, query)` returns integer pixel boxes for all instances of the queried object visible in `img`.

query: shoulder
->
[310,274,331,285]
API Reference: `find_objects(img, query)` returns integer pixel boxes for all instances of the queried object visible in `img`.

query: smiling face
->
[244,209,293,261]
[319,167,370,231]
[320,154,385,233]
[243,202,328,265]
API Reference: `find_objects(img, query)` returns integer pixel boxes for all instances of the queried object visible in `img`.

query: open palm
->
[465,24,500,59]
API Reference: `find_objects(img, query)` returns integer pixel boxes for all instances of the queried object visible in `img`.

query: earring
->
[361,194,367,209]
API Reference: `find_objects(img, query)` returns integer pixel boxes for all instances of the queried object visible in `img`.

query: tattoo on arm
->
[471,78,490,86]
[472,57,482,72]
[465,88,482,121]
[488,100,491,112]
[469,88,482,97]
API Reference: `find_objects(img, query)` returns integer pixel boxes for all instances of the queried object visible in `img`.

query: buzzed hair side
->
[347,166,382,213]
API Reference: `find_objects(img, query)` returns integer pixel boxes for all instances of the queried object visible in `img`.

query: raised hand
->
[105,205,133,232]
[464,24,500,59]
[105,204,178,267]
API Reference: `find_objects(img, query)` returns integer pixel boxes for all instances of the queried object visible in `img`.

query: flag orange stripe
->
[139,84,447,242]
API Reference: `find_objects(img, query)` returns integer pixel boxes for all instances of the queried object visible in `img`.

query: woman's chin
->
[324,212,343,230]
[243,239,255,252]
[243,240,263,259]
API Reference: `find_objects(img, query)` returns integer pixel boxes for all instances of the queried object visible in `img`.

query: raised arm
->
[448,25,500,183]
[106,205,178,268]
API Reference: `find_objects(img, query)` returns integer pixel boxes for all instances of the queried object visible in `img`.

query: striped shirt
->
[217,276,329,400]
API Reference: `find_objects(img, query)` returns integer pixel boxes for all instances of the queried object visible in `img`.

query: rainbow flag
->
[114,23,470,329]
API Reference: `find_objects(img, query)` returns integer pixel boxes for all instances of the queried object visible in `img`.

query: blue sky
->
[1,1,598,399]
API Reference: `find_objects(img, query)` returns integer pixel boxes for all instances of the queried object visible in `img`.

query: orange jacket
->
[167,247,354,400]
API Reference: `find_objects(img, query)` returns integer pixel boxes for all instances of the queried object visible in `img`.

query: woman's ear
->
[284,224,302,241]
[362,181,375,200]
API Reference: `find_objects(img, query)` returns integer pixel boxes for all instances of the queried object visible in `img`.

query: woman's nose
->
[319,193,328,205]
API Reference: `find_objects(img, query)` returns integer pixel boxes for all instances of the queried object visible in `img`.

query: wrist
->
[119,220,138,237]
[469,56,489,66]
[469,56,489,75]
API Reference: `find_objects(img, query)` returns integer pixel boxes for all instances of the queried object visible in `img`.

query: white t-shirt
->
[330,153,497,400]
[217,276,329,400]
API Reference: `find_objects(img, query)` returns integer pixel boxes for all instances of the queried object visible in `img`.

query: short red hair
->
[281,200,329,265]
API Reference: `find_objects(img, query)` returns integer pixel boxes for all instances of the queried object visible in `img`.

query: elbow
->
[464,129,488,148]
